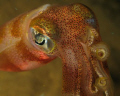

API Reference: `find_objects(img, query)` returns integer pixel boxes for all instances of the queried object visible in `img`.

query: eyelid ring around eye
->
[28,27,56,54]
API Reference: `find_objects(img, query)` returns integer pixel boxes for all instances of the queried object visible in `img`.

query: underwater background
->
[0,0,119,96]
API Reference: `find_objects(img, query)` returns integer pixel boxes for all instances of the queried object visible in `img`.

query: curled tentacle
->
[86,27,99,46]
[95,77,108,91]
[90,42,110,61]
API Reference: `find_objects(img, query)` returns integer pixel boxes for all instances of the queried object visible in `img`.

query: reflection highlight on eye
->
[29,27,55,53]
[34,33,45,45]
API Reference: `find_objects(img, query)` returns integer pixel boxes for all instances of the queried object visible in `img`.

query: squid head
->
[0,4,56,71]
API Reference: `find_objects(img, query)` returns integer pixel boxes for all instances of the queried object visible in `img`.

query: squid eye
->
[29,27,55,53]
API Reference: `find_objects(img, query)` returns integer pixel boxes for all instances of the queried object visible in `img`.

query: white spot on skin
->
[64,48,78,70]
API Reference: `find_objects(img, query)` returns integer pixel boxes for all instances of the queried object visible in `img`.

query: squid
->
[0,3,114,96]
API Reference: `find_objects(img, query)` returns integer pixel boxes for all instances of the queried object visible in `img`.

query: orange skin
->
[0,3,113,96]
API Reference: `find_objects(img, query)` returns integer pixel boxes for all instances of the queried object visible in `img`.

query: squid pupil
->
[34,33,45,45]
[35,39,45,45]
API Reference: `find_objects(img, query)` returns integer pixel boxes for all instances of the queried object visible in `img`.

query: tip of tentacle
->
[90,42,110,61]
